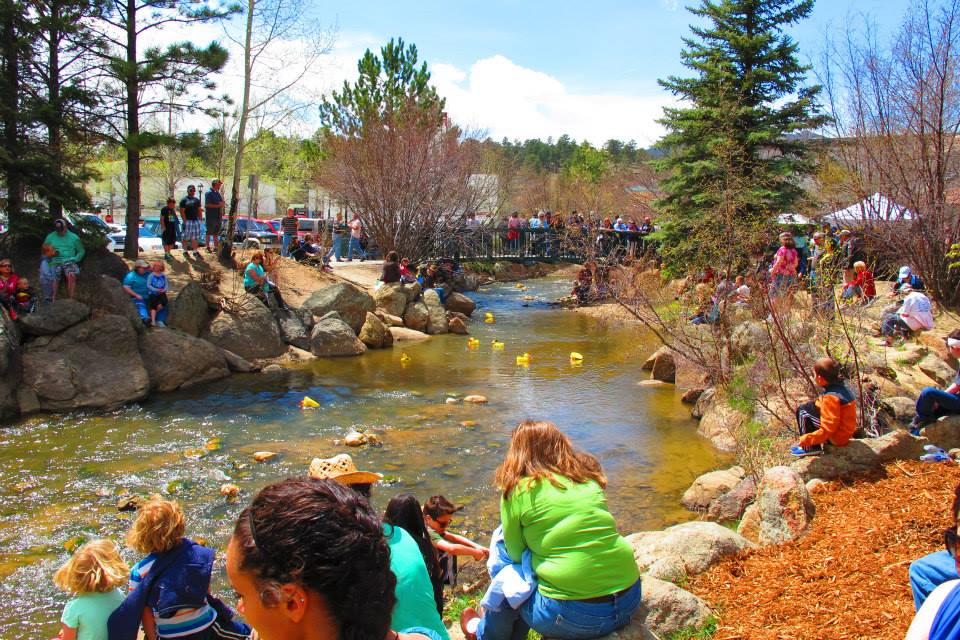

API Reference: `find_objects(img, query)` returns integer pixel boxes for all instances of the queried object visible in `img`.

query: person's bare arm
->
[58,624,77,640]
[142,607,158,640]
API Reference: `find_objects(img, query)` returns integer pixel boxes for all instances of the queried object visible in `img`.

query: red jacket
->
[799,383,858,447]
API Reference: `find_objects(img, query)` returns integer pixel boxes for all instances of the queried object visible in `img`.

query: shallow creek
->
[0,275,730,638]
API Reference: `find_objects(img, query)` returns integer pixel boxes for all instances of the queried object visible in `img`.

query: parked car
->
[297,217,326,239]
[109,225,165,254]
[65,212,116,252]
[222,216,280,250]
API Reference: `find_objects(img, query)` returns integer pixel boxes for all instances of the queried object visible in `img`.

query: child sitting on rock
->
[147,260,168,327]
[423,495,489,587]
[842,260,876,304]
[13,278,34,315]
[53,539,128,640]
[790,357,858,457]
[39,243,57,303]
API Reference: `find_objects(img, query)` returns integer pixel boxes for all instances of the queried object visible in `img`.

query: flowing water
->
[0,276,730,639]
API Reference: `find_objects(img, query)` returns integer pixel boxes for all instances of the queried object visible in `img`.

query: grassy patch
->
[443,592,479,626]
[727,374,757,415]
[665,616,718,640]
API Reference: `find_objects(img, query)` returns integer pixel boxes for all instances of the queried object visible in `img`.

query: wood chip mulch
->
[687,460,960,640]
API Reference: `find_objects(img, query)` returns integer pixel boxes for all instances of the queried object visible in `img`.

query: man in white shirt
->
[881,285,934,344]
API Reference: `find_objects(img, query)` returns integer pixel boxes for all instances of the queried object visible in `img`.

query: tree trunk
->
[46,0,62,220]
[1,2,23,228]
[220,0,253,262]
[122,0,140,260]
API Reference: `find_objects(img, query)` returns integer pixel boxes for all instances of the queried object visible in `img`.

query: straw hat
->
[308,453,382,485]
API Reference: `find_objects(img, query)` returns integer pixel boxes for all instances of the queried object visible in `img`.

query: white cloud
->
[431,55,673,146]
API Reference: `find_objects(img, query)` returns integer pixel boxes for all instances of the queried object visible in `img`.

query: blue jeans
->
[916,387,960,422]
[282,233,296,257]
[347,236,366,260]
[911,550,958,610]
[478,581,641,640]
[132,298,167,324]
[331,236,345,260]
[881,312,913,337]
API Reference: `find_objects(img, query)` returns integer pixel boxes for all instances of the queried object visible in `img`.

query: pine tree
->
[654,0,826,271]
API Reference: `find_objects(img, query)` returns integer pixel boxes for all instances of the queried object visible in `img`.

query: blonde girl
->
[53,539,128,640]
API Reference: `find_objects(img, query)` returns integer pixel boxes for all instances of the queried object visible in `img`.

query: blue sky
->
[199,0,914,145]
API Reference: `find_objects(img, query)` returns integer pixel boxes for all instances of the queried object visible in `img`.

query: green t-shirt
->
[501,475,639,600]
[44,230,86,266]
[428,528,443,543]
[385,524,449,640]
[60,589,125,640]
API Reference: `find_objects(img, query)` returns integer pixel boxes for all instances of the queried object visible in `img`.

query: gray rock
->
[791,430,927,481]
[21,314,150,410]
[681,388,705,404]
[882,396,917,422]
[310,312,367,357]
[138,328,229,392]
[730,320,768,363]
[423,289,448,335]
[303,283,375,333]
[627,521,754,577]
[374,283,409,317]
[707,476,758,523]
[737,466,815,545]
[697,400,745,451]
[0,309,21,419]
[403,301,429,332]
[220,347,259,373]
[202,294,286,360]
[919,353,956,387]
[389,327,431,342]
[358,312,393,349]
[444,292,477,317]
[18,299,89,335]
[681,466,745,511]
[448,316,469,334]
[922,415,960,451]
[77,275,144,332]
[167,282,210,337]
[262,364,284,373]
[692,387,716,419]
[277,308,312,351]
[634,577,713,639]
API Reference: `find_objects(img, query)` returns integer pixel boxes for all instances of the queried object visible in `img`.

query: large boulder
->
[791,430,928,481]
[737,466,815,545]
[309,311,367,357]
[167,282,211,337]
[641,346,669,371]
[423,289,448,335]
[697,401,746,451]
[0,310,20,419]
[444,292,477,317]
[707,475,758,523]
[681,466,745,511]
[651,351,676,383]
[277,308,312,351]
[448,316,469,335]
[202,294,286,360]
[389,327,431,343]
[403,301,429,332]
[691,387,716,419]
[919,353,956,387]
[21,314,150,410]
[220,347,259,373]
[923,415,960,451]
[77,275,144,332]
[358,312,393,349]
[633,577,713,639]
[730,320,768,363]
[882,396,918,423]
[138,328,229,392]
[303,283,374,334]
[374,283,409,318]
[18,299,89,335]
[627,521,754,578]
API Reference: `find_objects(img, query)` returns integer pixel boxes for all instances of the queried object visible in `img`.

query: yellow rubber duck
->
[491,340,505,350]
[400,353,411,365]
[570,352,584,362]
[515,283,525,289]
[522,295,534,301]
[484,312,495,324]
[299,396,320,408]
[516,352,532,366]
[467,338,480,349]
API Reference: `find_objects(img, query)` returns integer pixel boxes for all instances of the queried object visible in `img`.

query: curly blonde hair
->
[126,495,185,554]
[494,421,606,498]
[53,539,128,594]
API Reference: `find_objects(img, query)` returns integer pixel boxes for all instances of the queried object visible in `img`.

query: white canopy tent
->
[777,212,815,226]
[822,193,913,227]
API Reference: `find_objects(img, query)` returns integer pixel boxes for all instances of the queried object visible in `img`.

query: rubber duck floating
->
[516,352,532,366]
[570,352,584,363]
[484,312,496,324]
[299,396,320,409]
[467,337,480,348]
[491,340,505,350]
[400,353,412,365]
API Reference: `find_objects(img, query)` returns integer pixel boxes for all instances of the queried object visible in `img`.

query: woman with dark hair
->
[385,494,444,616]
[382,251,401,284]
[460,421,640,640]
[226,477,439,640]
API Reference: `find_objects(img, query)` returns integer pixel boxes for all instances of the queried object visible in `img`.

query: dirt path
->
[688,460,960,640]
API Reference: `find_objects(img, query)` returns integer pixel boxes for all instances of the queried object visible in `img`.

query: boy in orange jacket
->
[790,357,858,457]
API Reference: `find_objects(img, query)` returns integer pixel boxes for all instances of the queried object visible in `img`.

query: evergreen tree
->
[654,0,825,271]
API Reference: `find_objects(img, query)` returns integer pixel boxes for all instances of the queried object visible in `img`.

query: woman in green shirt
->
[461,421,640,640]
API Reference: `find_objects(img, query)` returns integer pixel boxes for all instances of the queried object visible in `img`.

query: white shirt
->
[350,219,362,238]
[907,579,960,640]
[900,291,935,331]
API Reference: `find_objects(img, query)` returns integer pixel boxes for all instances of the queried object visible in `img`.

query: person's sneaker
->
[155,320,166,327]
[790,445,823,457]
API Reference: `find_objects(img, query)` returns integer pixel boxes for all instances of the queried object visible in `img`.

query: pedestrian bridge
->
[425,227,656,263]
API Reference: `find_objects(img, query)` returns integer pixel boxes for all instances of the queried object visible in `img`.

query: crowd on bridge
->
[50,421,643,640]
